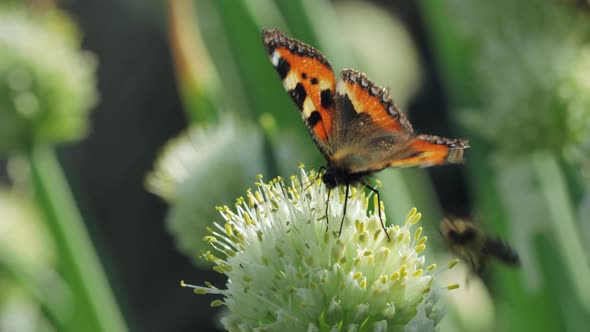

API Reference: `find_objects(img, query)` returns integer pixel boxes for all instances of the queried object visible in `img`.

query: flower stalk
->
[26,145,128,332]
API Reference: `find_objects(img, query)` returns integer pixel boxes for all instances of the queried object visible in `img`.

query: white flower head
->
[185,166,444,331]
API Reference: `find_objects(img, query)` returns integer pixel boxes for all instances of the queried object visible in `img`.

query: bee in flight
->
[440,218,520,275]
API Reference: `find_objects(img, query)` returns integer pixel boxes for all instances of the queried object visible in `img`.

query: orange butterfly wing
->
[386,134,468,168]
[262,29,336,158]
[331,69,469,173]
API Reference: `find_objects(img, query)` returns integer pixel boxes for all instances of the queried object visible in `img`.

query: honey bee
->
[440,218,520,275]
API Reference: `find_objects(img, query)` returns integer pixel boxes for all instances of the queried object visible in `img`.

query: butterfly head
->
[321,166,369,189]
[321,171,339,189]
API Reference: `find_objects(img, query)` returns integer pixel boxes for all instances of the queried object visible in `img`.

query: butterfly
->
[262,28,469,239]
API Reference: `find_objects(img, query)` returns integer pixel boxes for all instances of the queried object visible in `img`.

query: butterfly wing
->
[262,28,336,158]
[385,134,468,168]
[331,69,469,173]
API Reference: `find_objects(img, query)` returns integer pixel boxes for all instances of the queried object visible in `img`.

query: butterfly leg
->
[363,182,390,241]
[325,188,331,233]
[337,184,350,237]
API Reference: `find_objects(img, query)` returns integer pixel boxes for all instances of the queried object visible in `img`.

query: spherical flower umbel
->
[185,166,444,331]
[0,8,97,154]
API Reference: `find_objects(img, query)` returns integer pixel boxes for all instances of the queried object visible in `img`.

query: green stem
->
[532,151,590,314]
[25,145,128,332]
[377,171,415,226]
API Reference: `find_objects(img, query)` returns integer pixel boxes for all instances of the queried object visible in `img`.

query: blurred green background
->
[1,0,589,331]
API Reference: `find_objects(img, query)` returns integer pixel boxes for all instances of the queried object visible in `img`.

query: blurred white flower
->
[0,8,97,153]
[146,115,266,266]
[449,0,590,158]
[0,188,65,332]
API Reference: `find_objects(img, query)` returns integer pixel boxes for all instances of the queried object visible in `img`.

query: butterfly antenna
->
[364,182,390,241]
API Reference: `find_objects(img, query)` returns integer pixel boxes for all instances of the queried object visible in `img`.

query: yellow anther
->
[417,236,428,246]
[448,258,460,269]
[210,300,224,307]
[203,236,216,243]
[255,191,263,203]
[414,227,423,241]
[224,223,233,237]
[397,232,405,242]
[359,278,367,288]
[411,212,422,224]
[243,212,253,225]
[415,244,426,253]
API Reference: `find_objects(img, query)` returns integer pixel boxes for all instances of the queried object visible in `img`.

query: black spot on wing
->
[301,72,308,79]
[276,57,290,79]
[289,83,307,108]
[307,111,322,127]
[336,93,359,125]
[340,69,414,134]
[311,77,319,85]
[320,89,334,109]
